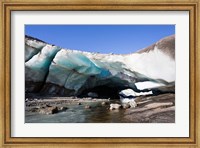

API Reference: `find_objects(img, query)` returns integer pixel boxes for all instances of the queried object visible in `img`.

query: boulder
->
[122,103,131,109]
[101,101,108,106]
[129,101,137,108]
[110,103,122,110]
[58,106,68,111]
[119,88,152,108]
[39,106,58,115]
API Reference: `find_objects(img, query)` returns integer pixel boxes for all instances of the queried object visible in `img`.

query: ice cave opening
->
[79,85,126,99]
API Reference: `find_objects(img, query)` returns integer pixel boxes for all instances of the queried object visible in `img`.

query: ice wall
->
[25,35,175,96]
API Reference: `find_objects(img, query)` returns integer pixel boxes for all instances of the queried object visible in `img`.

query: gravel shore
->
[25,93,175,123]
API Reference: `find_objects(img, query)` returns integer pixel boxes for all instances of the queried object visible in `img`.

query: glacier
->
[25,35,175,98]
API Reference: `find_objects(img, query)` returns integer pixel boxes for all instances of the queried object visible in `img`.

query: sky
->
[25,25,175,54]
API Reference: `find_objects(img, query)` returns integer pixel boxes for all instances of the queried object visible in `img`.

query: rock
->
[58,106,68,111]
[101,101,107,105]
[87,92,98,98]
[30,107,40,112]
[119,89,142,108]
[122,103,131,109]
[110,104,122,110]
[39,108,49,114]
[52,107,59,114]
[85,105,91,109]
[39,106,58,115]
[129,101,137,108]
[26,103,31,107]
[124,94,175,122]
[46,104,52,107]
[77,102,82,105]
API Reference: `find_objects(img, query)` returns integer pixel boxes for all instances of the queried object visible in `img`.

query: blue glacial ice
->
[25,35,175,96]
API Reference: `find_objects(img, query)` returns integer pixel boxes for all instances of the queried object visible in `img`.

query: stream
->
[25,100,130,123]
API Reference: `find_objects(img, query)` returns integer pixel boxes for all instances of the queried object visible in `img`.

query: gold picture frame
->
[0,0,200,147]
